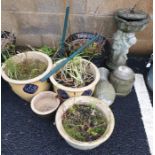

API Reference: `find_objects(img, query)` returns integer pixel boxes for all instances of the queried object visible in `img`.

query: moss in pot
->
[62,104,107,142]
[55,96,115,150]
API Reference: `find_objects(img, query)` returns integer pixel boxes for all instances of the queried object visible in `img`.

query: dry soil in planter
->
[50,58,100,99]
[1,51,53,102]
[65,32,111,67]
[5,58,47,80]
[54,57,95,88]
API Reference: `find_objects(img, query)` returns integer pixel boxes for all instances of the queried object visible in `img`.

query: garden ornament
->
[107,9,150,69]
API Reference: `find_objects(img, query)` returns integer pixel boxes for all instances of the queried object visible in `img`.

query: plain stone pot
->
[109,66,135,96]
[98,67,110,81]
[55,96,115,150]
[31,91,60,117]
[94,67,116,106]
[1,51,53,102]
[50,59,100,100]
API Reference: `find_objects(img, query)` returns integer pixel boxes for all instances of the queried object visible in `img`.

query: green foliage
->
[55,57,94,88]
[4,56,47,80]
[38,45,57,57]
[69,42,102,60]
[1,44,16,62]
[62,104,107,142]
[63,123,85,141]
[5,58,18,79]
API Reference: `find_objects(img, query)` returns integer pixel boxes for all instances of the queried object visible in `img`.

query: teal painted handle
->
[40,35,98,82]
[60,6,70,49]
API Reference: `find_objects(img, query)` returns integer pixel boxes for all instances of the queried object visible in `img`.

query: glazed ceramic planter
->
[55,96,115,150]
[1,51,53,102]
[50,58,100,100]
[65,32,111,67]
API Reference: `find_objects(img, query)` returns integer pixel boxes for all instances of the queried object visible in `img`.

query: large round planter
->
[55,96,115,150]
[50,58,100,100]
[1,51,53,102]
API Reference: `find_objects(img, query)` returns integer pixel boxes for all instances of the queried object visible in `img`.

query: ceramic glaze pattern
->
[82,90,92,96]
[57,89,93,100]
[23,84,38,94]
[57,89,69,100]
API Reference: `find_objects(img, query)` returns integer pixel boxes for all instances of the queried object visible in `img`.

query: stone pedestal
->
[107,30,137,69]
[107,9,150,70]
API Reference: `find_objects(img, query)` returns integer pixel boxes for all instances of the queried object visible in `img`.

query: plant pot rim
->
[55,96,115,149]
[50,58,100,92]
[31,91,60,115]
[1,51,53,84]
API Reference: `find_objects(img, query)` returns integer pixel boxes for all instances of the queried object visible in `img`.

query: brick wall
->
[1,0,153,54]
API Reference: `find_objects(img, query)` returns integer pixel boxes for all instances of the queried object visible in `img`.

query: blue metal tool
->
[59,1,70,52]
[52,0,70,59]
[40,35,99,82]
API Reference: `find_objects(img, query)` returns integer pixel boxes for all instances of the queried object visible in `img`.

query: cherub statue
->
[108,30,137,69]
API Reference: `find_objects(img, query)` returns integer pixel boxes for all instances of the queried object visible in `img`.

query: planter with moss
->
[55,96,115,150]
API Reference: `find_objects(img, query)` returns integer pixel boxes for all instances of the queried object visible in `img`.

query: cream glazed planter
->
[55,96,115,150]
[50,58,100,100]
[1,51,53,102]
